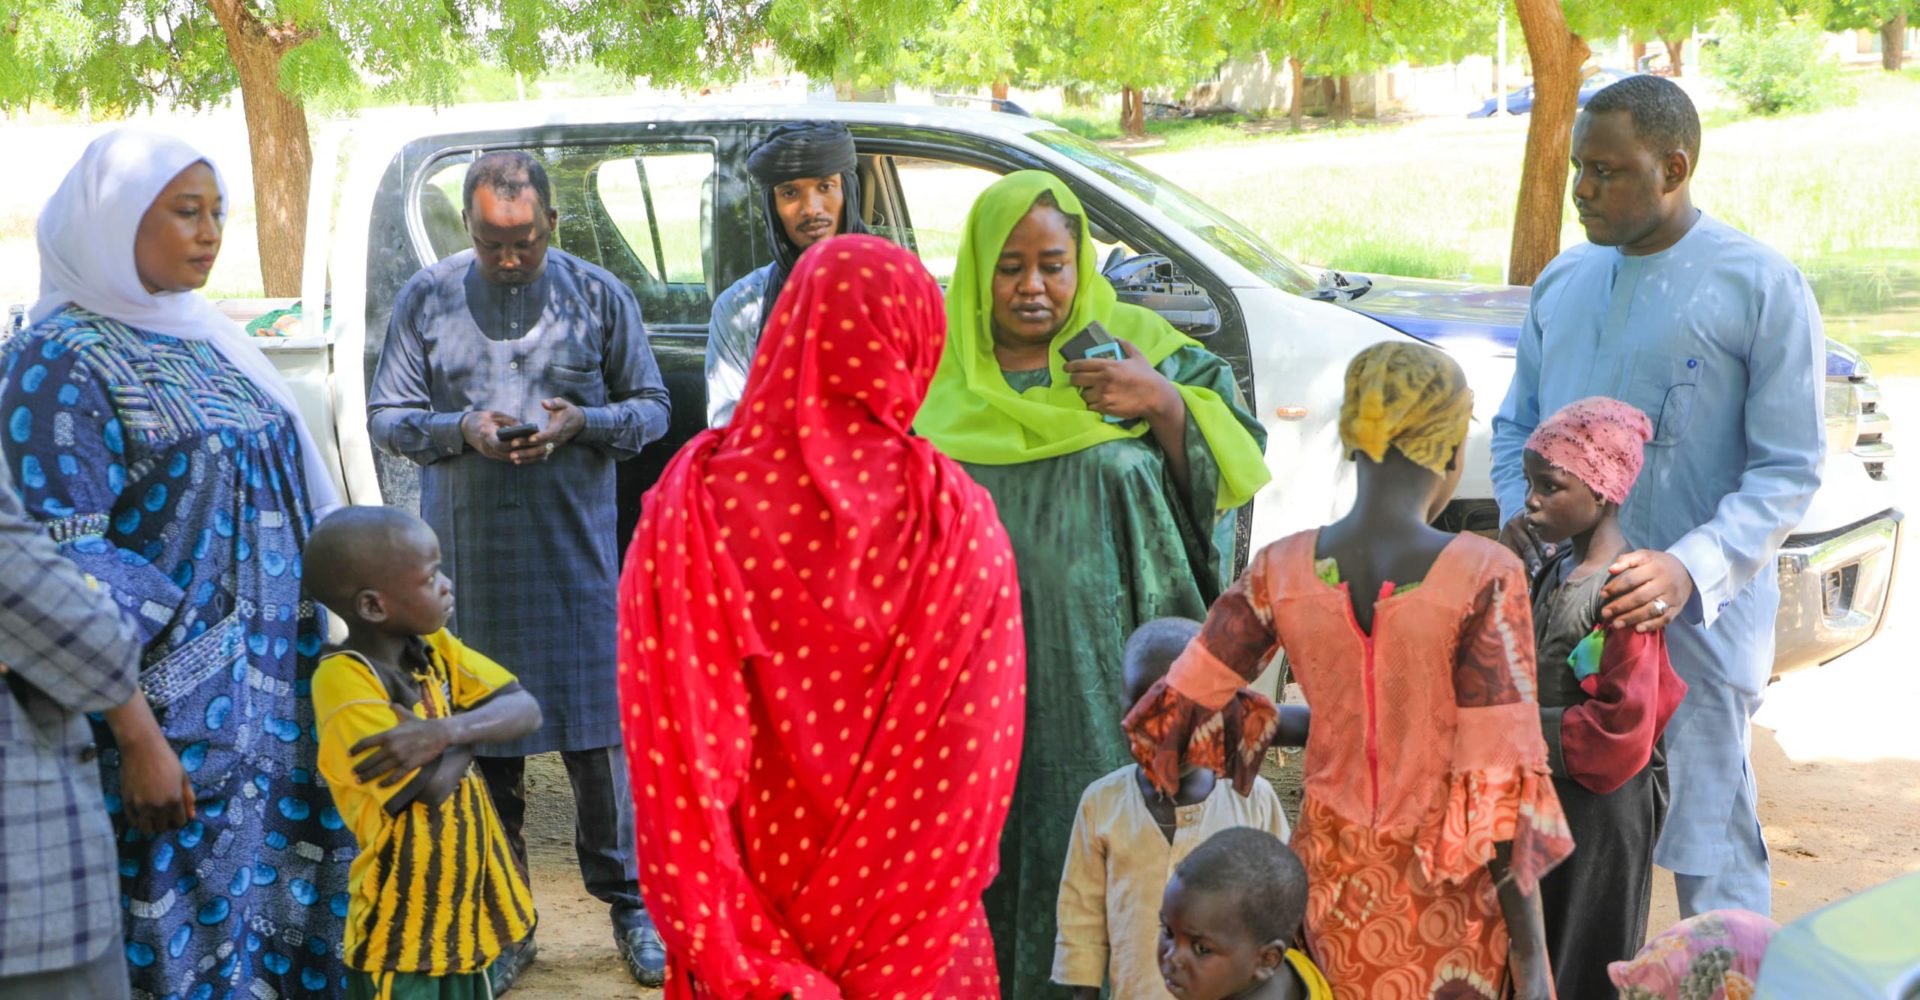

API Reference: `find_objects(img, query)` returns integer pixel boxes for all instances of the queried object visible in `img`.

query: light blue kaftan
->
[702,264,772,427]
[1491,214,1825,883]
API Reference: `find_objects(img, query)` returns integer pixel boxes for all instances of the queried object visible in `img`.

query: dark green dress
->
[970,346,1265,998]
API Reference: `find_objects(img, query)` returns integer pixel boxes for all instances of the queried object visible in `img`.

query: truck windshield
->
[1031,129,1318,295]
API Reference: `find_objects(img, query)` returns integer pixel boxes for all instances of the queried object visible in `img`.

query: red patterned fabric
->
[617,235,1026,999]
[1560,628,1688,795]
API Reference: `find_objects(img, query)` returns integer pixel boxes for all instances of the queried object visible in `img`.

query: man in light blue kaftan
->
[1493,77,1823,918]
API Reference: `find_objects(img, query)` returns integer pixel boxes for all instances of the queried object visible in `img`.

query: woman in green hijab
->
[918,170,1271,997]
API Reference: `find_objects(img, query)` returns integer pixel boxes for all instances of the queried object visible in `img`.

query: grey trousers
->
[476,746,648,933]
[0,943,130,1000]
[1541,746,1668,1000]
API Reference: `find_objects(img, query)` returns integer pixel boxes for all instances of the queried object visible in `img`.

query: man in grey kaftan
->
[368,151,672,987]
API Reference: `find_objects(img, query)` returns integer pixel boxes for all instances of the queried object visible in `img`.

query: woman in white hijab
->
[0,130,351,999]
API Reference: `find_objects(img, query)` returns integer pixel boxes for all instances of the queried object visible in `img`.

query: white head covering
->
[31,129,341,516]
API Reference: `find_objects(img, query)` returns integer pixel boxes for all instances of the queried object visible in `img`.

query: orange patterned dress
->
[1125,531,1573,1000]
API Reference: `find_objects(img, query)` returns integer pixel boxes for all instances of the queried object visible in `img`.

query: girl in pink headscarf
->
[1518,396,1690,996]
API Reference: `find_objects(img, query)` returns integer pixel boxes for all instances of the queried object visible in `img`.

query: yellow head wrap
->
[1338,341,1473,475]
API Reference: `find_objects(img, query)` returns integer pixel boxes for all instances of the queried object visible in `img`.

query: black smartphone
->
[499,422,539,441]
[1059,320,1125,364]
[1058,321,1129,425]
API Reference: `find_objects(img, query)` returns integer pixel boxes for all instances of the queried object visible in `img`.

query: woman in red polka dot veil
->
[617,234,1028,998]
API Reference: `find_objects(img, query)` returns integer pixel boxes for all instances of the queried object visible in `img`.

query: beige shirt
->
[1053,765,1293,997]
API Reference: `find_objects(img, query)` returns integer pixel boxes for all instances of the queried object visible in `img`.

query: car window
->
[1029,129,1318,295]
[880,157,1003,285]
[410,141,719,328]
[881,155,1139,286]
[414,158,472,262]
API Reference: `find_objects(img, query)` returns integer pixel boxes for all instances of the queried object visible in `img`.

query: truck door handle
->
[1274,405,1309,420]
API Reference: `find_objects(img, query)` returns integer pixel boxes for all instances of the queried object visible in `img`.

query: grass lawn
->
[1114,68,1920,373]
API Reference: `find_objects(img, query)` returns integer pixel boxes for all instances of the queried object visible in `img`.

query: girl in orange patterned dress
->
[1125,342,1572,1000]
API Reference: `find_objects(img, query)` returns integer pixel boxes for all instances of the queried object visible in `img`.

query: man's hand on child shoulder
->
[352,701,455,786]
[1601,549,1692,633]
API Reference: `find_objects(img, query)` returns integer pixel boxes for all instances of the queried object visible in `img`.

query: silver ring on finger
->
[1651,597,1670,616]
[544,442,555,456]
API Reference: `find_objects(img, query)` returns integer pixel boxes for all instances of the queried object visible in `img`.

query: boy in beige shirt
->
[1054,619,1292,1000]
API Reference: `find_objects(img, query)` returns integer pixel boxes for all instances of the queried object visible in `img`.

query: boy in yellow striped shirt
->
[305,507,542,1000]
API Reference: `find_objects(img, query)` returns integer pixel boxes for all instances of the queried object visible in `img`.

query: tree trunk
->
[1883,15,1907,71]
[1332,75,1352,121]
[1119,86,1147,138]
[991,75,1009,101]
[1288,56,1305,132]
[207,0,312,298]
[1662,36,1685,77]
[1509,0,1590,286]
[1631,40,1647,71]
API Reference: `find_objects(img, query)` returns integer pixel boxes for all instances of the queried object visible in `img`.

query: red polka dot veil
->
[617,236,1027,998]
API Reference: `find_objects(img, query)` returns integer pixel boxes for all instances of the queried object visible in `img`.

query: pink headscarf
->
[1525,396,1652,504]
[1609,909,1780,999]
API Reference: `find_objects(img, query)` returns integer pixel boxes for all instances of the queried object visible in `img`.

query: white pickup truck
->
[240,99,1899,678]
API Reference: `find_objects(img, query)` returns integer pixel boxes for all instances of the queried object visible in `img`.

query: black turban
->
[748,121,869,333]
[747,121,859,185]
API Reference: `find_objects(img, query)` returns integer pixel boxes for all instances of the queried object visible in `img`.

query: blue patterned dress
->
[0,307,352,1000]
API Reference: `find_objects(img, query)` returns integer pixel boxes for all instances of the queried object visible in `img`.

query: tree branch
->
[203,0,314,55]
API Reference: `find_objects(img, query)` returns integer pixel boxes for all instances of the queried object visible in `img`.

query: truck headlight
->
[1826,379,1861,458]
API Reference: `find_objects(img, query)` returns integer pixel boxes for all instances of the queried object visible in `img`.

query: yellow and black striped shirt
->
[314,630,536,975]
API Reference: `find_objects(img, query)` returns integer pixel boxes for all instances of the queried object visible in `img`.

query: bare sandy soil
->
[500,753,656,998]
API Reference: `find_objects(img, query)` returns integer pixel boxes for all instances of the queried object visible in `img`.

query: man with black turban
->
[704,120,869,425]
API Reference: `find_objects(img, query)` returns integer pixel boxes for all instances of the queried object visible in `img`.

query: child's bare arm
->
[351,687,542,787]
[1489,842,1552,1000]
[1270,705,1310,749]
[418,746,477,809]
[440,687,542,749]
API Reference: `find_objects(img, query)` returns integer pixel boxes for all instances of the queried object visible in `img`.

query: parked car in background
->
[64,99,1890,683]
[1469,67,1638,117]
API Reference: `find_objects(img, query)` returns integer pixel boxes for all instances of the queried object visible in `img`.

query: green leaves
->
[1707,11,1850,112]
[0,0,564,114]
[1823,0,1919,31]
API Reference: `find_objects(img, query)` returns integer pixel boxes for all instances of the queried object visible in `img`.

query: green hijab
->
[917,170,1270,510]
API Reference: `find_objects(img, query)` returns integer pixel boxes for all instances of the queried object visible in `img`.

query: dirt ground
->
[506,384,1920,999]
